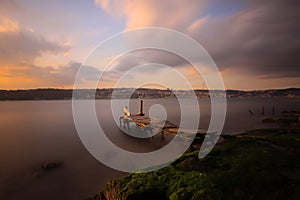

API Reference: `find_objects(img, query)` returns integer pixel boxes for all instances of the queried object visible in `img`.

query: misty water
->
[0,98,299,199]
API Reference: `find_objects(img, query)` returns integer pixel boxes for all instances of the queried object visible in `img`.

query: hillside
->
[0,88,299,100]
[91,118,300,200]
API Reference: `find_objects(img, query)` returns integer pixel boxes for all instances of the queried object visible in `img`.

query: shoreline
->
[93,127,300,200]
[0,88,299,101]
[92,111,300,200]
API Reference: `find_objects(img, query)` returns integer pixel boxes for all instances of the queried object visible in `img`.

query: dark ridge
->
[0,88,299,100]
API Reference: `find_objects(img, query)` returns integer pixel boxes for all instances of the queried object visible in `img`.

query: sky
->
[0,0,299,90]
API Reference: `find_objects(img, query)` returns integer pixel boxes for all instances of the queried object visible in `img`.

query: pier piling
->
[138,99,145,116]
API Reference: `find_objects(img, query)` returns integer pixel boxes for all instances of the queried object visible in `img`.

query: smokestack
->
[139,99,144,116]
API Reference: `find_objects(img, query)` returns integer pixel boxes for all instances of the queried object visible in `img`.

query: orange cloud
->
[0,65,37,89]
[95,0,207,30]
[0,62,103,89]
[0,16,20,32]
[187,17,208,34]
[0,17,70,66]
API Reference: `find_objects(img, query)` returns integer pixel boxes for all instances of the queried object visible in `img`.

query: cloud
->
[0,17,70,66]
[0,16,75,89]
[0,16,20,32]
[96,0,300,80]
[107,49,188,73]
[0,62,101,89]
[190,0,300,78]
[95,0,208,30]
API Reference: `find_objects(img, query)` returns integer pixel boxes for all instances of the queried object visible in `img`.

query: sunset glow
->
[0,0,299,90]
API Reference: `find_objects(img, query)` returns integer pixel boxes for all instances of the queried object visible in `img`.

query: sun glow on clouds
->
[0,16,75,89]
[95,0,206,30]
[0,17,20,32]
[0,17,70,66]
[95,0,300,90]
[0,0,299,90]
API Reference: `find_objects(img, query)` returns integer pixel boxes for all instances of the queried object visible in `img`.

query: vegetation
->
[91,126,300,200]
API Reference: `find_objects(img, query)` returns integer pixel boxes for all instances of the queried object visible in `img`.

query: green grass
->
[92,128,300,200]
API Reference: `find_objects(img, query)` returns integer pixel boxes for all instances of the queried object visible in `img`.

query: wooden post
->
[138,99,145,116]
[261,106,265,115]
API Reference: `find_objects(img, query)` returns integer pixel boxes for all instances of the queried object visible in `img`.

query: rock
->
[217,136,226,144]
[41,162,63,170]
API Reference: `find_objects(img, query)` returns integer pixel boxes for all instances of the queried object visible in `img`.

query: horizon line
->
[1,87,299,92]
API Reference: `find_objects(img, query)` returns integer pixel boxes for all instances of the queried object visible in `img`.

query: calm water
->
[0,98,299,199]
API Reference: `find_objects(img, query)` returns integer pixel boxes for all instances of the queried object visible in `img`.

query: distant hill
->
[0,88,299,100]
